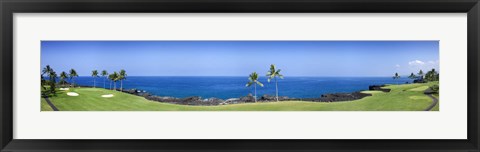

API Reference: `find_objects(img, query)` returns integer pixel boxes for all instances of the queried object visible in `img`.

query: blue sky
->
[41,41,439,77]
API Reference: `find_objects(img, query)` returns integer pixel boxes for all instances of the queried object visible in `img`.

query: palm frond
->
[42,65,53,76]
[92,70,98,77]
[266,64,284,81]
[256,81,264,87]
[101,70,108,76]
[69,69,78,77]
[119,69,127,80]
[247,72,263,87]
[60,71,68,79]
[266,72,271,76]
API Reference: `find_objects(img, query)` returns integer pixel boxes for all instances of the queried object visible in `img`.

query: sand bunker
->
[101,94,114,98]
[67,92,79,96]
[59,88,69,91]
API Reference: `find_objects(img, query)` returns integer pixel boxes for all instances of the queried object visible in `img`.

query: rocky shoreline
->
[115,84,391,106]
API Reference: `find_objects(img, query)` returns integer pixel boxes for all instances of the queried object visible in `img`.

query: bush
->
[430,85,439,91]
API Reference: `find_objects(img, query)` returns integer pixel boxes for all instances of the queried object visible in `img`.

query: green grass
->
[41,82,439,111]
[41,98,54,111]
[409,86,430,92]
[431,94,440,111]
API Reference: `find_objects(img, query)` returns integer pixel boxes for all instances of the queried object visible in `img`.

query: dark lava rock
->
[313,92,371,102]
[145,95,179,103]
[126,89,137,94]
[224,98,242,104]
[424,88,438,94]
[121,89,149,96]
[144,95,224,106]
[368,85,391,92]
[203,98,224,104]
[240,94,255,103]
[260,94,289,101]
[183,96,201,102]
[413,79,426,83]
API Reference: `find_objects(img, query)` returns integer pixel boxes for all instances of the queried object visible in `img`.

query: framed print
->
[1,0,479,152]
[39,40,441,111]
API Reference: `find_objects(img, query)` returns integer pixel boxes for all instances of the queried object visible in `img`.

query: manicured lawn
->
[431,94,440,111]
[41,98,54,111]
[41,82,439,111]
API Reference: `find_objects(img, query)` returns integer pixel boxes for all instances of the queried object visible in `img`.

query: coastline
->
[69,76,414,99]
[43,81,439,111]
[109,84,395,106]
[65,76,434,107]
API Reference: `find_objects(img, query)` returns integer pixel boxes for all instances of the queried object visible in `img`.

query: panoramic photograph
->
[40,41,439,111]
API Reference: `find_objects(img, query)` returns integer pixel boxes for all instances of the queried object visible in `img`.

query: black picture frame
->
[1,0,479,151]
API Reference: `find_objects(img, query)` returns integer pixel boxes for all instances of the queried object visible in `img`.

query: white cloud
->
[395,64,401,68]
[407,60,439,72]
[408,60,425,66]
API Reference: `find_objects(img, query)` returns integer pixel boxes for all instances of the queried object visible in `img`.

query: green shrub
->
[430,84,439,92]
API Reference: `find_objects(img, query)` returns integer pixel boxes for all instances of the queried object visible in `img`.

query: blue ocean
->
[69,76,413,99]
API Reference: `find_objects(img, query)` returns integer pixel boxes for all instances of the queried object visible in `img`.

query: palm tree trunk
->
[275,77,279,102]
[93,78,96,88]
[114,81,116,90]
[121,80,123,91]
[254,84,257,103]
[110,81,112,90]
[103,77,106,89]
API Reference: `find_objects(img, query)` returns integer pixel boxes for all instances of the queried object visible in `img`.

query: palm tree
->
[91,70,98,88]
[101,70,108,89]
[393,72,400,84]
[41,65,54,95]
[418,70,424,80]
[431,68,437,81]
[425,68,439,81]
[60,71,68,87]
[246,72,264,103]
[69,69,78,88]
[266,64,283,102]
[119,69,127,91]
[113,72,120,90]
[42,65,53,77]
[48,70,57,83]
[48,71,58,95]
[41,76,46,89]
[108,74,114,90]
[408,72,417,80]
[43,66,55,82]
[109,72,120,90]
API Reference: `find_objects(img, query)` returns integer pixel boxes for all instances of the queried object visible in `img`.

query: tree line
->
[41,65,127,97]
[393,68,439,84]
[93,69,127,91]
